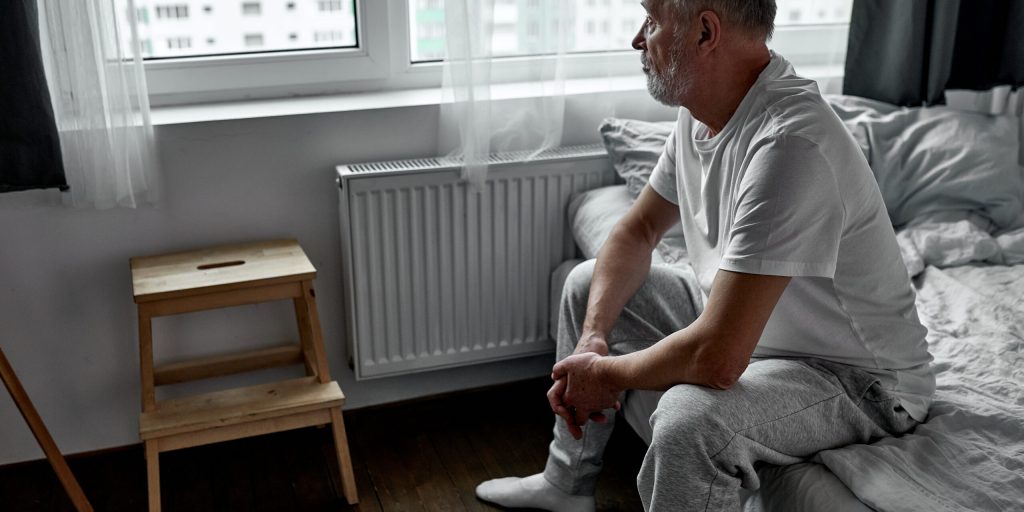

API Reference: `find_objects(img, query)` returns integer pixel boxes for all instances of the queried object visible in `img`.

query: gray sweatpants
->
[542,259,917,511]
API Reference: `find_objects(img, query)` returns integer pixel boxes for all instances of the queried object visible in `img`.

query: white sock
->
[475,473,596,512]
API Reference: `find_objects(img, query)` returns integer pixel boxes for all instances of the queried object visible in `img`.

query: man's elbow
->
[697,355,749,390]
[611,216,660,253]
[705,367,743,389]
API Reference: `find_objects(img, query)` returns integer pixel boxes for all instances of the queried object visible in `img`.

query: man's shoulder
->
[757,85,850,150]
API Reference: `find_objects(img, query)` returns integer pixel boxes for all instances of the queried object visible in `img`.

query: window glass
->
[126,0,358,59]
[408,0,853,63]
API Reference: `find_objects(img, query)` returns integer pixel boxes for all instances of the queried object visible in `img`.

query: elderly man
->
[477,0,934,510]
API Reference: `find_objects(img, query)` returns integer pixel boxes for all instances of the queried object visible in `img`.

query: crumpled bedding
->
[895,212,1024,274]
[814,266,1024,512]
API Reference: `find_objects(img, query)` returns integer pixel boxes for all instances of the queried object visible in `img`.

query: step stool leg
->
[145,440,161,512]
[297,280,332,383]
[329,408,358,505]
[292,297,317,378]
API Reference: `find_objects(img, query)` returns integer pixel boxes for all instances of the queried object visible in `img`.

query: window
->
[771,0,854,76]
[132,0,356,59]
[407,0,852,71]
[408,1,647,62]
[244,33,264,47]
[128,0,850,106]
[314,31,345,42]
[167,37,191,49]
[319,0,344,11]
[155,4,188,19]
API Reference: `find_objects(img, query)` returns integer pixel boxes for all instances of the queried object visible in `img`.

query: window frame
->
[145,0,388,106]
[144,0,850,107]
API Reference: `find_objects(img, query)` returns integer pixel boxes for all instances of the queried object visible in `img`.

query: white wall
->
[0,90,674,465]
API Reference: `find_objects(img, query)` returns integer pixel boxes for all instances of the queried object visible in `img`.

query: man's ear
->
[696,10,721,55]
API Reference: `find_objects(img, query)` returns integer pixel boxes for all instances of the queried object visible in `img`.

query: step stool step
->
[131,239,315,302]
[140,377,345,440]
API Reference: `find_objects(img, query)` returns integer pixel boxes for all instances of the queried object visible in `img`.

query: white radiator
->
[336,144,616,379]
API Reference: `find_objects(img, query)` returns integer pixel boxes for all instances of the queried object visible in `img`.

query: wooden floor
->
[0,378,648,511]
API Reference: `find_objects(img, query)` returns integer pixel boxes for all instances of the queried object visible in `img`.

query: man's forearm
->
[597,324,742,391]
[594,270,792,391]
[582,222,660,342]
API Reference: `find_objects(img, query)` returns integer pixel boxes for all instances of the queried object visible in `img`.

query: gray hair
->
[670,0,777,41]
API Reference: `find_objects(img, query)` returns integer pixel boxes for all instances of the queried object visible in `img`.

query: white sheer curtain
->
[37,0,159,209]
[440,0,628,188]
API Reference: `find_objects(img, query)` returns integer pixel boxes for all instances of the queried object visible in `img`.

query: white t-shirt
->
[648,52,935,421]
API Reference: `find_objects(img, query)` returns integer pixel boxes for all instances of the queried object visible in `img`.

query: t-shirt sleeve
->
[647,123,679,205]
[721,136,845,278]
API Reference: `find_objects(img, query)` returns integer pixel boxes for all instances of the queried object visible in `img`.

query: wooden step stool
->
[130,239,358,512]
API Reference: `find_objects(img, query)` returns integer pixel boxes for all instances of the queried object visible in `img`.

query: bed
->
[548,95,1024,511]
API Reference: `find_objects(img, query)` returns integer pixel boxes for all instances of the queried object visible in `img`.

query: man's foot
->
[475,473,595,511]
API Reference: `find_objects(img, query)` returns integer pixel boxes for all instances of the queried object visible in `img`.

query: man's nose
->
[632,28,645,50]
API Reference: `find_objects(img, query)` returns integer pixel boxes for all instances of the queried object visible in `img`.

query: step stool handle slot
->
[197,260,246,270]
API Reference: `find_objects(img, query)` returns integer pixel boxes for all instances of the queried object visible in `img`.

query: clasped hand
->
[547,351,622,440]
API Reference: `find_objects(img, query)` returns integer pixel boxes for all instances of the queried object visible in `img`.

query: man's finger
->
[553,405,574,423]
[565,417,583,439]
[548,379,575,425]
[574,408,590,427]
[547,378,567,409]
[551,360,567,380]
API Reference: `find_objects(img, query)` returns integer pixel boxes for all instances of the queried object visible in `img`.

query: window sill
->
[150,75,648,126]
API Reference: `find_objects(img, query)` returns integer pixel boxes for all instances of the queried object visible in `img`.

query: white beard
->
[644,47,693,107]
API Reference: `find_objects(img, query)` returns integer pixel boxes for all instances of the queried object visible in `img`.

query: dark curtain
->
[1,0,67,193]
[843,0,1024,107]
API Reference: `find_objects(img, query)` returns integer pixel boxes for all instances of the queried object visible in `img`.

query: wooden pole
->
[0,347,94,512]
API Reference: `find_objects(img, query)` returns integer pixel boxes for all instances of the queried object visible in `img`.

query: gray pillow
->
[827,95,1024,229]
[599,118,675,199]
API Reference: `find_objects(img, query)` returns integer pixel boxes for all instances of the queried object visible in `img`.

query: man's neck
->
[688,49,771,136]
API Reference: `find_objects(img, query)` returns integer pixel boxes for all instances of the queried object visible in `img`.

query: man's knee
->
[562,259,596,308]
[648,386,732,457]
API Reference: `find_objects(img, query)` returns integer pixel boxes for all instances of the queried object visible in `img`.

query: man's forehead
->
[642,0,670,14]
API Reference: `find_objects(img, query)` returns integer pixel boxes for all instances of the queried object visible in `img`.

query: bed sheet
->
[940,263,1024,314]
[816,265,1024,511]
